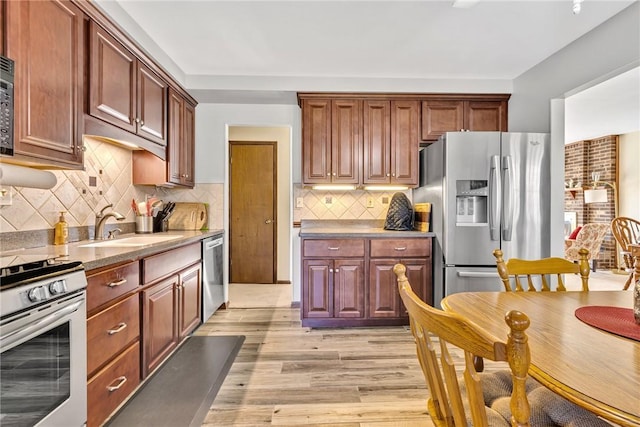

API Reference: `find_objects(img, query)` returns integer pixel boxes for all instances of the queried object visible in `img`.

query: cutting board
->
[167,203,208,230]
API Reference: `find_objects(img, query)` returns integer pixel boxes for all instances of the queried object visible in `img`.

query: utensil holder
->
[135,216,153,234]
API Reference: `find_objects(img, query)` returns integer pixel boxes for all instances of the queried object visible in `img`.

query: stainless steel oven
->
[0,256,88,427]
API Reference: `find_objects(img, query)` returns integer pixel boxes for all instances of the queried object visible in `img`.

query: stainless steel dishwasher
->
[202,236,224,322]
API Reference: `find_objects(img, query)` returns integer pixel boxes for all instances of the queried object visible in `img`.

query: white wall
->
[510,2,640,133]
[619,131,640,220]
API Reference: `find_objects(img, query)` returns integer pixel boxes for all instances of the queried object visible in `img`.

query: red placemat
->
[575,306,640,342]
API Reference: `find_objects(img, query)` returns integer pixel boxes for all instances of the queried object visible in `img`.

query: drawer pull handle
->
[394,247,407,251]
[107,323,127,335]
[327,247,340,251]
[107,278,127,288]
[107,376,127,392]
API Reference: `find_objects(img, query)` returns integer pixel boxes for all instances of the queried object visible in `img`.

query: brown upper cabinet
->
[302,99,361,185]
[4,0,86,169]
[363,100,419,185]
[421,97,509,141]
[1,0,196,170]
[132,88,196,188]
[300,93,508,188]
[89,21,168,148]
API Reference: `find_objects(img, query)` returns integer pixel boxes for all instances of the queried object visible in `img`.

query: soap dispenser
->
[54,211,69,245]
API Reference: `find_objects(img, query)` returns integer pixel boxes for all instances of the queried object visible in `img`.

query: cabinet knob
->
[334,268,339,273]
[76,145,86,152]
[140,121,144,126]
[332,173,336,176]
[386,173,390,177]
[135,118,141,123]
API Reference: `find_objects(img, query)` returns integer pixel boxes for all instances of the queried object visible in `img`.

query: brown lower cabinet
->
[141,243,202,377]
[301,236,432,327]
[86,242,202,427]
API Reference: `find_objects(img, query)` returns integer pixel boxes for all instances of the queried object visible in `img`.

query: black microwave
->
[0,55,15,156]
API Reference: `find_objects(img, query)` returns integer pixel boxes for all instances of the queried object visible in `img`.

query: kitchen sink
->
[79,235,184,248]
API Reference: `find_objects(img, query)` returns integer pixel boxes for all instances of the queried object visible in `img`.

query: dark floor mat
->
[106,335,245,427]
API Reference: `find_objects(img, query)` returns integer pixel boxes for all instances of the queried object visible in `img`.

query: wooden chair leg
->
[623,272,633,291]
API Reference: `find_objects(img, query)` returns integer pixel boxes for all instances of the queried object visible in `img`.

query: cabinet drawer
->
[86,261,140,313]
[88,341,140,427]
[370,238,431,258]
[143,242,201,284]
[303,239,365,257]
[87,294,140,376]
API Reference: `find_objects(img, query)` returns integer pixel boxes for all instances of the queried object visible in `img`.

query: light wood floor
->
[195,268,628,426]
[195,284,434,426]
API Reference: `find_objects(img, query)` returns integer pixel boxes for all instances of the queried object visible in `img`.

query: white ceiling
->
[101,0,633,83]
[97,0,639,138]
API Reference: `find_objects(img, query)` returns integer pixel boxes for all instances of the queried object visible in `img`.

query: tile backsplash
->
[293,185,410,221]
[0,138,223,241]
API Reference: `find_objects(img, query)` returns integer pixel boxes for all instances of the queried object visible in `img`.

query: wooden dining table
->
[441,290,640,426]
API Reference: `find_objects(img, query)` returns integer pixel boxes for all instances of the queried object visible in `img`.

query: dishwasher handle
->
[205,238,223,250]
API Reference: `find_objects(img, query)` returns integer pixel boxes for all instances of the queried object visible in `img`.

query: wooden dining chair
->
[394,263,611,427]
[611,216,640,290]
[395,263,532,426]
[493,248,590,292]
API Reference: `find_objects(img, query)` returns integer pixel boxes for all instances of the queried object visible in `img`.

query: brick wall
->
[564,136,618,270]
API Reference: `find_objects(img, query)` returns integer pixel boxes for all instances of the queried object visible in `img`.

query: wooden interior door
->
[230,142,277,283]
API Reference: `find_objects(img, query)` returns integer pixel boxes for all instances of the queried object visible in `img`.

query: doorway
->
[229,141,277,283]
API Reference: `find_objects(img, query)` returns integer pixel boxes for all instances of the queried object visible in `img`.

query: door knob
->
[265,219,274,224]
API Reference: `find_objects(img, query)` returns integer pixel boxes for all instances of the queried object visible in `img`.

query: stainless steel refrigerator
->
[414,132,551,306]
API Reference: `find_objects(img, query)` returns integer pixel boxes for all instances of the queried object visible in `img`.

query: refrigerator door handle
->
[489,155,501,241]
[457,271,500,278]
[502,155,514,241]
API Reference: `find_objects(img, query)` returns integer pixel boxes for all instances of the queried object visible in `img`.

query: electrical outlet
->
[366,197,374,208]
[382,196,389,204]
[296,197,304,208]
[0,188,12,206]
[324,196,333,205]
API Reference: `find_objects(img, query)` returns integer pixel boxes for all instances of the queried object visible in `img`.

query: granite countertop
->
[0,230,224,271]
[299,219,435,238]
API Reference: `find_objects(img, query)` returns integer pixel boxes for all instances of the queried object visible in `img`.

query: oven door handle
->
[0,300,83,349]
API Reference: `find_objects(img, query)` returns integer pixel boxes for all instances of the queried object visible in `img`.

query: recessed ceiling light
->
[452,0,480,9]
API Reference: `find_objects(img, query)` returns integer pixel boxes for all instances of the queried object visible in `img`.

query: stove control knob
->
[49,280,67,295]
[27,286,47,302]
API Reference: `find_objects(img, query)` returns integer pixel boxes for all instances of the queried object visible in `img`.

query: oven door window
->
[1,322,71,427]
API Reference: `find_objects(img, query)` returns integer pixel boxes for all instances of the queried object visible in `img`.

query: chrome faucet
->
[95,204,126,240]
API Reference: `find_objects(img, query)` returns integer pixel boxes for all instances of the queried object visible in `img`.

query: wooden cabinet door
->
[390,100,419,185]
[302,99,331,184]
[333,259,364,318]
[368,260,400,318]
[142,276,178,377]
[363,100,391,184]
[399,259,431,315]
[7,0,85,168]
[178,264,201,339]
[466,100,507,132]
[89,21,137,133]
[331,100,361,184]
[421,100,464,141]
[302,259,332,318]
[167,88,184,185]
[137,62,167,146]
[182,101,196,187]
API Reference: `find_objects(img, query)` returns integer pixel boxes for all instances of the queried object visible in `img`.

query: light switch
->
[296,197,304,208]
[367,197,374,208]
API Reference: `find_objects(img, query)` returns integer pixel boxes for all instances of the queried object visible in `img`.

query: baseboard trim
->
[277,280,291,284]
